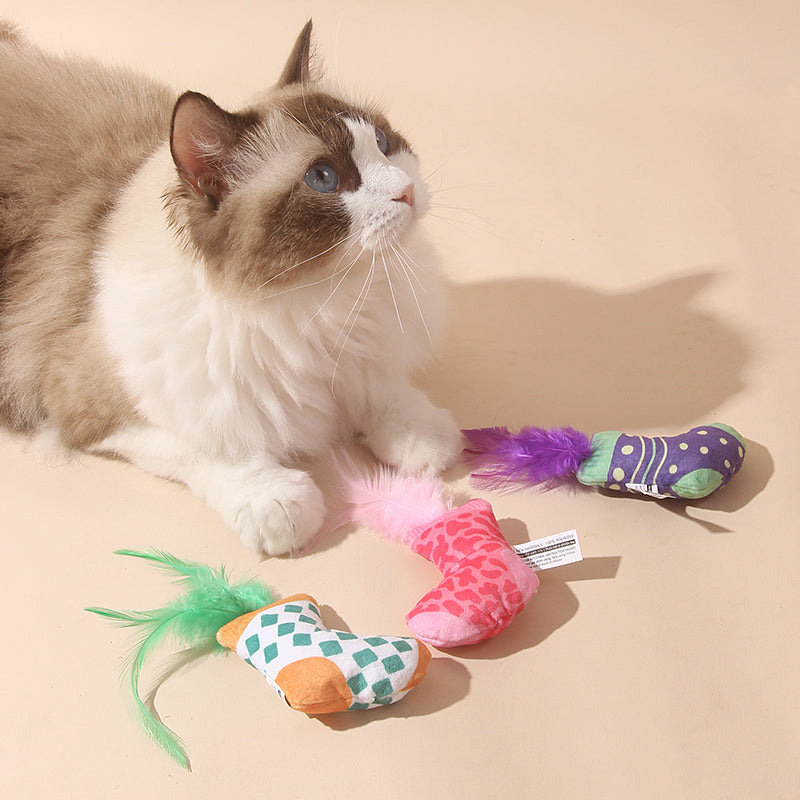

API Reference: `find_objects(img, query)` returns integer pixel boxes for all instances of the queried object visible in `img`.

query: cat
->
[0,20,461,555]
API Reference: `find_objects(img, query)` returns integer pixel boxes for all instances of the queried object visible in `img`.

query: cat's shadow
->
[423,268,773,509]
[424,270,750,434]
[293,268,769,562]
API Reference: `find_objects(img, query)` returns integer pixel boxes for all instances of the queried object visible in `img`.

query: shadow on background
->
[695,437,773,511]
[590,436,774,534]
[422,271,750,435]
[445,554,621,662]
[315,654,472,731]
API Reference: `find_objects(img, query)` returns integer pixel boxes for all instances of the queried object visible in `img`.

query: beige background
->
[1,1,797,798]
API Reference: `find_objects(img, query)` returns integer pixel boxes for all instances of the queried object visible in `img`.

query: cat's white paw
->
[367,401,462,475]
[199,462,325,556]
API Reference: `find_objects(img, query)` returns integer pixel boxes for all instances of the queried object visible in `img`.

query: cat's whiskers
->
[299,80,322,137]
[426,208,497,237]
[300,241,366,333]
[379,233,405,334]
[279,108,311,134]
[320,110,352,139]
[330,249,374,356]
[422,163,444,185]
[333,11,346,98]
[386,237,423,294]
[390,238,426,290]
[329,250,375,390]
[428,182,483,197]
[254,230,360,293]
[428,200,486,220]
[265,241,361,302]
[385,235,432,342]
[426,185,498,236]
[327,234,363,288]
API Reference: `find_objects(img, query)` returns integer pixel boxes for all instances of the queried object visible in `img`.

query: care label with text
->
[513,530,583,571]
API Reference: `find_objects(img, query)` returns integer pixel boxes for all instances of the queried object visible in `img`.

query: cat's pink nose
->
[394,183,415,208]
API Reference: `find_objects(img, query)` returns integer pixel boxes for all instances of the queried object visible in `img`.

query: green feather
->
[86,549,276,770]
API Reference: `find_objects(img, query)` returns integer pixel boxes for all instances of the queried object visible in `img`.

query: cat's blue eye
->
[304,161,339,193]
[375,127,389,155]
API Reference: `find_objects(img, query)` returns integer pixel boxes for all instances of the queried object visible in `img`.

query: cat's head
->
[165,20,428,300]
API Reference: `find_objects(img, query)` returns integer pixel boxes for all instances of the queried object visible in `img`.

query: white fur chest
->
[94,147,442,463]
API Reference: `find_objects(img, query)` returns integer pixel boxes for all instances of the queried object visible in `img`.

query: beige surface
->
[1,1,798,797]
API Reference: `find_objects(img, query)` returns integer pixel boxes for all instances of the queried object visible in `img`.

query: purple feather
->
[461,426,594,491]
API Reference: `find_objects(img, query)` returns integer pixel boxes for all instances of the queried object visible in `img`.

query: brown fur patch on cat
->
[0,26,169,444]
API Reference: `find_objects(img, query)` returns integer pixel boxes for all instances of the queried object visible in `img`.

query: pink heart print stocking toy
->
[339,464,539,648]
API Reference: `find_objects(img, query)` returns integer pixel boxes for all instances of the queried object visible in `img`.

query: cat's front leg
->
[357,382,462,475]
[190,456,325,556]
[92,426,325,556]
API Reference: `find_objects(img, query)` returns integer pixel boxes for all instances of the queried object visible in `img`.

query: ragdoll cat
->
[0,21,461,555]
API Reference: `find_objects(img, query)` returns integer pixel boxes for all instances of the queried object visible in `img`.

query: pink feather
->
[333,454,451,543]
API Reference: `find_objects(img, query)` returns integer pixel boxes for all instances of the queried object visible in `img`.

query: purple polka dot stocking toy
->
[462,423,746,499]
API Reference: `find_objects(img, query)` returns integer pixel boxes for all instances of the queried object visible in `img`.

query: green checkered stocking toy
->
[216,593,429,713]
[87,550,430,770]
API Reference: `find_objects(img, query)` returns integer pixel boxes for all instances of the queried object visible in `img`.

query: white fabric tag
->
[625,482,670,498]
[513,530,583,571]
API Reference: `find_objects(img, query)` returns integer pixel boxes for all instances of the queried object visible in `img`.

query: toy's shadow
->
[588,435,773,534]
[313,555,621,729]
[306,604,471,730]
[440,552,620,662]
[422,271,750,435]
[693,437,773,511]
[314,654,471,731]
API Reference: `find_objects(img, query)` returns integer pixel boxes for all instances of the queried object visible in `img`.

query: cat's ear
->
[170,92,253,206]
[277,20,315,87]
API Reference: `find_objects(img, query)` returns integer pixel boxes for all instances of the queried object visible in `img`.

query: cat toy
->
[336,460,540,649]
[87,550,430,769]
[461,423,746,499]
